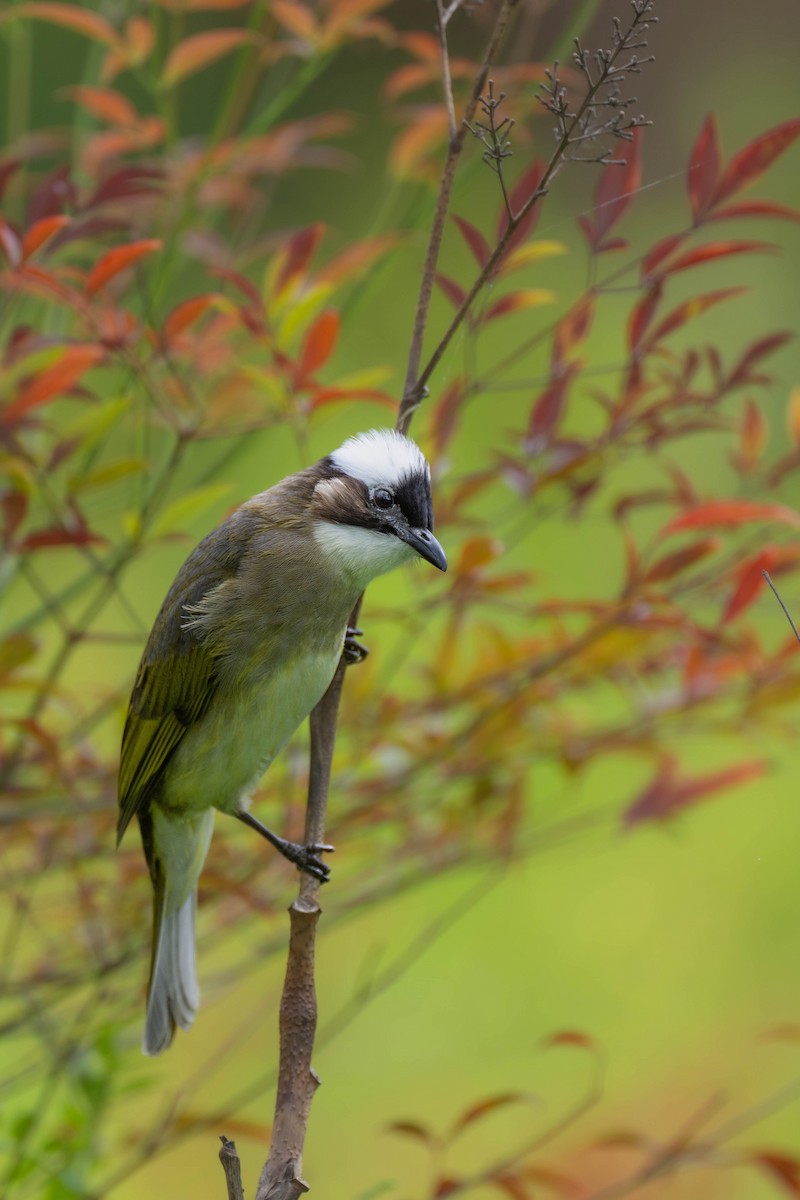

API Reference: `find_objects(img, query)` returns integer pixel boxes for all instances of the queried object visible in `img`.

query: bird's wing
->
[117,632,219,847]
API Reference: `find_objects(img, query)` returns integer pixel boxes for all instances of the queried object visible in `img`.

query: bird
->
[117,428,447,1055]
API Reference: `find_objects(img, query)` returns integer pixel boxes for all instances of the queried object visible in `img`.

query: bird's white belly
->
[163,645,341,816]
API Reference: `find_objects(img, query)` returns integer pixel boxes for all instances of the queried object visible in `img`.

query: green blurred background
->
[2,0,800,1196]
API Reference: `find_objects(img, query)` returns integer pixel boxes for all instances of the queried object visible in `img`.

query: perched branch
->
[219,1137,246,1200]
[255,651,351,1200]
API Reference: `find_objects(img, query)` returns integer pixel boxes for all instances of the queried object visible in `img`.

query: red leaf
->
[273,224,324,297]
[648,240,774,280]
[726,331,793,389]
[164,294,219,341]
[642,287,747,350]
[297,309,339,379]
[752,1151,800,1196]
[161,29,261,88]
[431,377,466,456]
[4,345,105,421]
[527,374,570,444]
[628,283,662,352]
[552,298,594,370]
[21,215,70,261]
[2,491,28,542]
[435,273,466,309]
[625,758,766,827]
[20,525,107,550]
[662,500,800,536]
[688,114,721,221]
[643,539,718,584]
[86,239,161,294]
[307,387,394,411]
[707,200,800,225]
[722,547,778,623]
[434,1179,461,1198]
[641,233,685,280]
[710,118,800,209]
[497,160,545,256]
[582,129,642,252]
[452,214,490,268]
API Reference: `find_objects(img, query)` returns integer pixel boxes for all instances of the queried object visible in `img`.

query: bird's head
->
[309,429,447,587]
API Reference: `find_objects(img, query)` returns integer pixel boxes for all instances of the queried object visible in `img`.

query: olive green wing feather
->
[117,638,219,845]
[116,533,243,846]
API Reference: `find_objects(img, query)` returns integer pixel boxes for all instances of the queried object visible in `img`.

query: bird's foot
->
[343,625,369,665]
[278,839,335,884]
[234,809,334,882]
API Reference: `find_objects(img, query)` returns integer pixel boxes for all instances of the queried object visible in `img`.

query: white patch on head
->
[313,520,414,589]
[330,429,429,490]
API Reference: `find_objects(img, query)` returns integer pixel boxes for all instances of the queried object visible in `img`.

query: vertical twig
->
[398,0,520,433]
[219,1137,246,1200]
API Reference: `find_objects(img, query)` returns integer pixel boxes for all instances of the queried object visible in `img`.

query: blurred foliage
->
[1,0,800,1197]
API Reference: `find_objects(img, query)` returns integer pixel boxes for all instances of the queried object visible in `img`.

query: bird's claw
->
[283,840,334,883]
[343,625,369,665]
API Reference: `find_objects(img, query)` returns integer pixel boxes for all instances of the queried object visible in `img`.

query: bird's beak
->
[397,524,448,572]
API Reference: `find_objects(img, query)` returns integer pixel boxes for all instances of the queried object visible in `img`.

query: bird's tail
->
[142,807,214,1056]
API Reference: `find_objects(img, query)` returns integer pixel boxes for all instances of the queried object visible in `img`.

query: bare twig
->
[412,0,656,406]
[398,0,520,433]
[763,570,800,643]
[219,1137,246,1200]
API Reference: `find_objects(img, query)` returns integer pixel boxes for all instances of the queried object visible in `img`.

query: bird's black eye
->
[373,487,394,510]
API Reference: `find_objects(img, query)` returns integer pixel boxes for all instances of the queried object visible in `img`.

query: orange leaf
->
[787,387,800,448]
[164,294,220,341]
[736,397,768,472]
[6,3,122,47]
[86,239,161,295]
[161,29,261,87]
[272,0,318,38]
[297,309,339,378]
[22,215,70,260]
[662,500,800,535]
[4,345,104,421]
[64,85,138,126]
[753,1152,800,1197]
[723,547,778,623]
[484,288,552,322]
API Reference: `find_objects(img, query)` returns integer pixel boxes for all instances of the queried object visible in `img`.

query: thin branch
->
[219,1138,246,1200]
[398,0,520,433]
